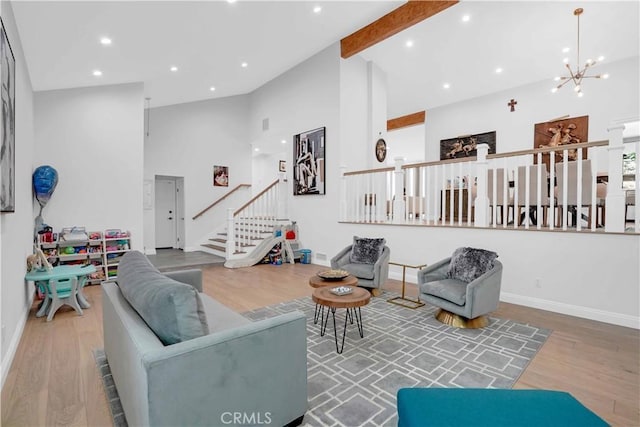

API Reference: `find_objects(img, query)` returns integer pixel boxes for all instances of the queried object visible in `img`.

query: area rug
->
[94,291,551,427]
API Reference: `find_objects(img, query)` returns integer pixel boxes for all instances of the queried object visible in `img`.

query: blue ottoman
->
[397,388,609,427]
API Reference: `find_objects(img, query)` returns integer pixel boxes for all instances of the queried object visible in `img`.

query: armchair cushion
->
[339,263,375,280]
[448,247,498,283]
[117,251,209,346]
[420,278,467,306]
[350,236,386,264]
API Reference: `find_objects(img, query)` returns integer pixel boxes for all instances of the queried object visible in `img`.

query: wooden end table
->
[387,262,426,309]
[312,286,370,354]
[309,274,358,324]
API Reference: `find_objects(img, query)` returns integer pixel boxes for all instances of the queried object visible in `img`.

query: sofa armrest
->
[417,257,451,284]
[331,245,353,269]
[164,269,203,292]
[142,311,308,427]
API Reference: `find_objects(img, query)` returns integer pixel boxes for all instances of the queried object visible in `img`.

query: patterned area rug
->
[94,291,551,427]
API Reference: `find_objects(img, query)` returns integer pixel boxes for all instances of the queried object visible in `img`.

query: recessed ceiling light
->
[443,83,450,89]
[100,37,112,46]
[227,0,237,3]
[281,139,287,144]
[405,40,414,48]
[92,70,102,77]
[461,14,470,22]
[209,86,216,92]
[313,6,322,14]
[495,67,503,74]
[562,47,570,53]
[241,62,248,68]
[254,147,260,152]
[170,66,178,72]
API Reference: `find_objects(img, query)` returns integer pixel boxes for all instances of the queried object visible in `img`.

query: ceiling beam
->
[340,0,459,59]
[387,111,426,131]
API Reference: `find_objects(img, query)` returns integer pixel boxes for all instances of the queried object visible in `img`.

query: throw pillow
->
[350,236,386,264]
[447,247,498,283]
[117,251,209,345]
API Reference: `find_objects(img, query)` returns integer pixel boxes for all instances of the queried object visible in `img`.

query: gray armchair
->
[331,244,390,296]
[417,255,503,328]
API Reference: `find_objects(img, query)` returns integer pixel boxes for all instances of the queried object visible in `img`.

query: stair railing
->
[192,184,251,220]
[227,179,282,256]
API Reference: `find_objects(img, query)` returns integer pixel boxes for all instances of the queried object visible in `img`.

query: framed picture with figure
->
[279,160,286,173]
[1,17,16,213]
[293,127,325,195]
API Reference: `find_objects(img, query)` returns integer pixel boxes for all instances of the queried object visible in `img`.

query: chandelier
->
[551,8,608,97]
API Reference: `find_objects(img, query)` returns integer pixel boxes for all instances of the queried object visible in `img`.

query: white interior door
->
[155,178,177,248]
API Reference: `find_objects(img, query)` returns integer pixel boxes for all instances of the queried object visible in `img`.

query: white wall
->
[425,57,640,161]
[339,54,369,172]
[0,1,36,387]
[330,222,639,328]
[386,124,425,165]
[144,95,251,252]
[252,152,285,192]
[33,83,144,250]
[250,44,345,262]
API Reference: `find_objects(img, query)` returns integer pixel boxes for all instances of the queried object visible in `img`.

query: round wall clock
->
[375,138,387,163]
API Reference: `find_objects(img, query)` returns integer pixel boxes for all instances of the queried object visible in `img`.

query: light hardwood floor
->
[2,262,638,426]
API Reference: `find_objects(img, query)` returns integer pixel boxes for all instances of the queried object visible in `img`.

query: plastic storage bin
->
[300,249,311,264]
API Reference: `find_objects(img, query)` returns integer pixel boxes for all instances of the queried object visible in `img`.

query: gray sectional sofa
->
[102,251,307,426]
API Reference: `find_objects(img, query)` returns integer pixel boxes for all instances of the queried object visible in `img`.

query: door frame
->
[154,175,185,250]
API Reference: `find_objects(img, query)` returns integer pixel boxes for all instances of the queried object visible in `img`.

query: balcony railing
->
[341,126,638,234]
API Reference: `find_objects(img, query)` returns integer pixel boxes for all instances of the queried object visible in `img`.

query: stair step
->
[202,243,247,254]
[207,239,255,248]
[216,233,270,240]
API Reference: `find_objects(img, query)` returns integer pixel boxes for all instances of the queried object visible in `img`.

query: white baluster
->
[226,208,235,259]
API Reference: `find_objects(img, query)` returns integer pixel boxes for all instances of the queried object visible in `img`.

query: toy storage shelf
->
[38,229,131,285]
[103,230,132,280]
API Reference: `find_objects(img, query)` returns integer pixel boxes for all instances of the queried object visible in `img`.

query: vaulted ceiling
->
[11,1,640,118]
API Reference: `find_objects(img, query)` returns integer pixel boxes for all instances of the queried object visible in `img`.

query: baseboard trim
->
[501,292,640,330]
[1,290,35,390]
[144,248,156,255]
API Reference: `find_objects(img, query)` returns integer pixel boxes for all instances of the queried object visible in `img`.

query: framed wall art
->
[293,127,325,195]
[213,165,229,187]
[375,138,387,163]
[534,115,588,171]
[440,131,496,160]
[279,160,286,173]
[1,17,16,213]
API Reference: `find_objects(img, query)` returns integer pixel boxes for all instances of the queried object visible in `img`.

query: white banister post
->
[340,166,347,221]
[277,173,287,220]
[226,208,235,259]
[474,143,489,227]
[606,124,626,232]
[392,157,405,223]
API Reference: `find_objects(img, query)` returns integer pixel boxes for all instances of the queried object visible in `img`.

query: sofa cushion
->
[200,295,250,333]
[420,279,467,306]
[117,251,209,345]
[340,262,375,280]
[448,247,498,283]
[350,236,386,264]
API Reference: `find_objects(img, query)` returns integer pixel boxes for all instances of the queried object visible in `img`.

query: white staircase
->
[199,178,294,265]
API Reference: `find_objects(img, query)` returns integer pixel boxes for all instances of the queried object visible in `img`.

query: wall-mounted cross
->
[508,98,518,112]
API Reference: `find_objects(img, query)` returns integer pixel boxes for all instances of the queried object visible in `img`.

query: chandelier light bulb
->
[586,58,594,65]
[574,85,581,92]
[563,57,570,64]
[577,92,584,98]
[562,47,570,53]
[597,55,605,62]
[601,73,609,79]
[554,76,561,81]
[551,88,558,93]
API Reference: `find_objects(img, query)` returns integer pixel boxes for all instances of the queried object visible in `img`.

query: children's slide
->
[223,236,295,268]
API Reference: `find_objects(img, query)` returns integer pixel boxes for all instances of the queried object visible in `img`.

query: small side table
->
[388,262,426,309]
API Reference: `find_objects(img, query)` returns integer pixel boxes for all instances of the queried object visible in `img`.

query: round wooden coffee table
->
[309,274,358,288]
[312,286,371,354]
[309,274,358,325]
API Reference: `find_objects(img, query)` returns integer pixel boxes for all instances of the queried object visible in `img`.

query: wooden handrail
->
[234,179,280,216]
[192,184,251,220]
[341,140,610,175]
